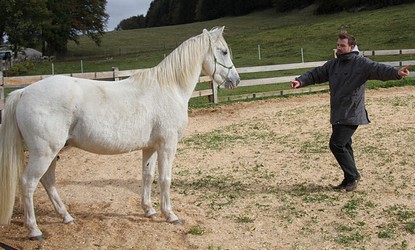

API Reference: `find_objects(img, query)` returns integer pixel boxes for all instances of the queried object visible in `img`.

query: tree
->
[141,0,273,29]
[3,0,50,56]
[68,0,108,46]
[195,0,230,21]
[0,0,7,45]
[41,0,72,55]
[116,15,146,30]
[170,0,198,25]
[1,0,108,56]
[274,0,314,12]
[146,0,173,27]
[42,0,108,55]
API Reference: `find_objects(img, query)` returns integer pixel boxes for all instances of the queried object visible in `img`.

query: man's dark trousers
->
[329,124,360,183]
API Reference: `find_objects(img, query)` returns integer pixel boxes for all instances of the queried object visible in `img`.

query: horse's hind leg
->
[22,153,57,240]
[40,157,75,224]
[141,148,157,218]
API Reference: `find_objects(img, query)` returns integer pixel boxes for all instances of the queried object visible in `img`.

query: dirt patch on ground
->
[1,86,414,249]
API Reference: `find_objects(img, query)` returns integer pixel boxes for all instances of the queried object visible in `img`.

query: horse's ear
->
[209,26,224,41]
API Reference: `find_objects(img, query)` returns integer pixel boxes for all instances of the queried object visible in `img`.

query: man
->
[291,31,411,192]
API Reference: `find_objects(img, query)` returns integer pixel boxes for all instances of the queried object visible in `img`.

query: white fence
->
[1,49,415,123]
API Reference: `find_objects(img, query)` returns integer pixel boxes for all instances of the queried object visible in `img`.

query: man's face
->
[336,38,354,55]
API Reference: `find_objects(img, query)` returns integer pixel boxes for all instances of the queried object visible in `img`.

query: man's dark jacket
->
[296,52,401,125]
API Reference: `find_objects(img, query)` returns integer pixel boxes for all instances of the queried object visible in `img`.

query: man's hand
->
[291,80,301,89]
[398,64,412,77]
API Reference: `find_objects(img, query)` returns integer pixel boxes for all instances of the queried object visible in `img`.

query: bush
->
[5,61,35,76]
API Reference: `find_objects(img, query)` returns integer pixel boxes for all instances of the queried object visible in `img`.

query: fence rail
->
[362,48,415,56]
[1,49,415,120]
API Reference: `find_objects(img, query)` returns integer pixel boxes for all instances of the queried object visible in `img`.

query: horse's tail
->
[0,89,25,224]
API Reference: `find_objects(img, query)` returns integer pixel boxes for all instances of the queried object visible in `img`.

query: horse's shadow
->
[272,182,335,193]
[64,176,336,199]
[45,177,339,226]
[63,178,142,195]
[172,177,337,197]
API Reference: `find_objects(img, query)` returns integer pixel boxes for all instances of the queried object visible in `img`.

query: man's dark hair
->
[338,31,356,46]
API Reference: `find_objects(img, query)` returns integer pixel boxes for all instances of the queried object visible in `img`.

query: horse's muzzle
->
[226,77,240,89]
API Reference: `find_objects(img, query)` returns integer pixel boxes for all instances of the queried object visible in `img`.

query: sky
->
[106,0,152,31]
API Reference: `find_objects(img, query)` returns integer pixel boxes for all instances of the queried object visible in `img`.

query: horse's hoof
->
[149,214,157,220]
[169,219,182,226]
[29,235,44,241]
[145,210,157,219]
[63,214,75,224]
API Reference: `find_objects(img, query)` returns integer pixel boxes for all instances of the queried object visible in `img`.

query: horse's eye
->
[223,50,228,56]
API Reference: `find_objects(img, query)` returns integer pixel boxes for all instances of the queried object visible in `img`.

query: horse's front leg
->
[157,140,180,224]
[141,148,157,218]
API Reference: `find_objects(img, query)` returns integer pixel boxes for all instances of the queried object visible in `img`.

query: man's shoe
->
[332,179,347,190]
[345,176,361,192]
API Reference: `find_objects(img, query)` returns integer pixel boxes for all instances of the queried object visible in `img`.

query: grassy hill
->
[25,3,415,75]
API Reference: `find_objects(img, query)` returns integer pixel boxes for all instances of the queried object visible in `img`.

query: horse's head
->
[202,27,240,89]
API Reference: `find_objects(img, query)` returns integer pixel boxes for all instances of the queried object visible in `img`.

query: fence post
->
[258,45,261,60]
[301,48,304,63]
[112,67,119,81]
[208,80,218,104]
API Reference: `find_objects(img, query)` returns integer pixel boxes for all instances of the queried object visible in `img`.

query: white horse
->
[0,26,240,240]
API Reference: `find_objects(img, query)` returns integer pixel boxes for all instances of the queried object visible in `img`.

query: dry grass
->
[0,86,414,249]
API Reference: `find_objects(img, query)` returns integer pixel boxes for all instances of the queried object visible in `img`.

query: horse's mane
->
[133,33,209,90]
[131,31,210,89]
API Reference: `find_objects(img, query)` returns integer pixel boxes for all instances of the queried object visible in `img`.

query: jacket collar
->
[336,51,359,61]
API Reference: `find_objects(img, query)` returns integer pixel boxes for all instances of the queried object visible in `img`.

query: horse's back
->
[15,75,174,154]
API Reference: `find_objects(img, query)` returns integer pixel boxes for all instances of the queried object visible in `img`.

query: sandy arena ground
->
[1,86,414,250]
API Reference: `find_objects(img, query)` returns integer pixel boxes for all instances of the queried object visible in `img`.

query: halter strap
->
[208,35,234,87]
